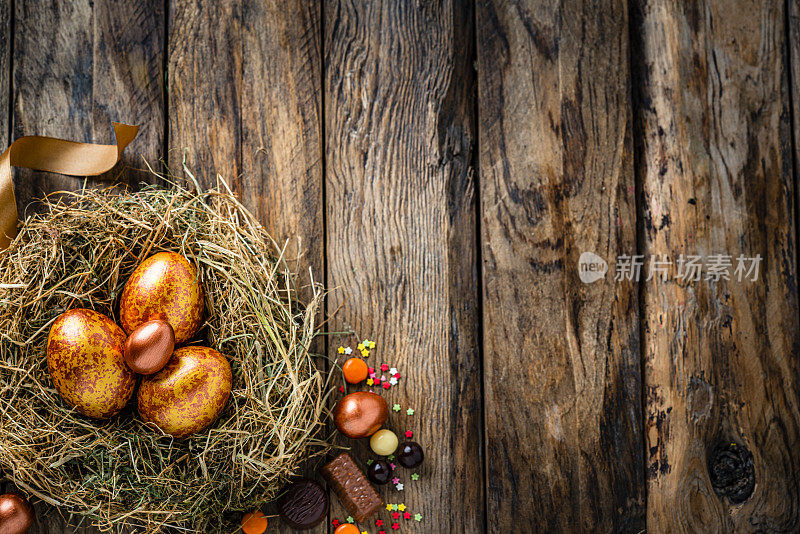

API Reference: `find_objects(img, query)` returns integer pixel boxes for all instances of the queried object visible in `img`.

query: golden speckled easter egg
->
[120,251,204,345]
[47,309,135,419]
[137,346,232,438]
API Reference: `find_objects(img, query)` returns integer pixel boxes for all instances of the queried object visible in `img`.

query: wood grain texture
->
[325,0,482,531]
[0,0,8,148]
[168,0,242,187]
[632,0,800,531]
[170,0,324,292]
[12,0,164,219]
[477,0,644,531]
[241,0,323,296]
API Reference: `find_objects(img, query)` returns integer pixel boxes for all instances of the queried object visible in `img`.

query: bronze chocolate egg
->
[0,493,34,534]
[124,319,175,375]
[333,391,388,439]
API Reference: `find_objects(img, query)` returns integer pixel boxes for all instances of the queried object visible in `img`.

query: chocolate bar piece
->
[321,452,383,522]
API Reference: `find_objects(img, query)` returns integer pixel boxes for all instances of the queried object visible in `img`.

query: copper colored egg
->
[333,391,388,439]
[124,319,175,375]
[0,493,34,534]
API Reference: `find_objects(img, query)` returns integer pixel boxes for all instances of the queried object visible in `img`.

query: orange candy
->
[241,510,268,534]
[343,357,369,384]
[334,524,360,534]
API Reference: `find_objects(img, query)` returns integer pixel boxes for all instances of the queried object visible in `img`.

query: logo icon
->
[578,252,607,284]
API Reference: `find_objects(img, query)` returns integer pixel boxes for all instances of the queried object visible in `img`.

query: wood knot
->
[708,442,755,504]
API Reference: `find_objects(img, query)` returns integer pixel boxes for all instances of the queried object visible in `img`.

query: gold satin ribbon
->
[0,122,139,250]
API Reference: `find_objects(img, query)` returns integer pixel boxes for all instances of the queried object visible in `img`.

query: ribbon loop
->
[0,123,140,249]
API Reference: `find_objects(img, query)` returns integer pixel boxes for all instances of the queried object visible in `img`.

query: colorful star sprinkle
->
[398,504,406,511]
[344,347,353,355]
[382,382,391,389]
[338,385,344,393]
[392,511,400,520]
[338,346,345,354]
[376,519,384,527]
[392,403,401,412]
[403,512,412,520]
[414,513,422,522]
[406,408,415,416]
[404,430,413,438]
[389,367,398,375]
[357,343,365,351]
[387,454,395,461]
[392,477,400,485]
[347,516,354,523]
[332,519,340,527]
[381,364,389,372]
[392,523,400,530]
[411,473,420,481]
[390,463,396,470]
[391,504,399,511]
[367,378,374,386]
[366,459,374,465]
[368,340,376,349]
[396,482,404,491]
[385,505,393,512]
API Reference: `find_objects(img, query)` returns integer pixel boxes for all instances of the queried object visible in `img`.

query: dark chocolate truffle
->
[367,459,392,485]
[277,479,328,530]
[397,441,424,468]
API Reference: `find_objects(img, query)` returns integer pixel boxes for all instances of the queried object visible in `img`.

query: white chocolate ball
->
[370,429,399,456]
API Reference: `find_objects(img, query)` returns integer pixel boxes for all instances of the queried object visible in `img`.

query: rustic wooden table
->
[2,0,800,533]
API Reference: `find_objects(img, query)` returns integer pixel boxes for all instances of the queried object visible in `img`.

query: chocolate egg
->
[47,309,135,419]
[333,391,388,439]
[120,251,204,344]
[137,346,231,438]
[124,319,175,374]
[0,493,34,534]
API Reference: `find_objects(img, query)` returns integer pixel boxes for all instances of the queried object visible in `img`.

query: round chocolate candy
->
[369,429,398,456]
[367,459,392,485]
[124,319,175,375]
[397,441,424,468]
[277,479,328,530]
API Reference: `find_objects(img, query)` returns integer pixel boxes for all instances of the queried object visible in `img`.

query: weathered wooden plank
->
[240,0,323,297]
[477,0,643,530]
[170,0,324,294]
[169,1,324,532]
[168,1,242,189]
[10,2,164,533]
[0,0,8,148]
[791,0,800,221]
[325,0,482,531]
[632,0,800,530]
[12,0,163,217]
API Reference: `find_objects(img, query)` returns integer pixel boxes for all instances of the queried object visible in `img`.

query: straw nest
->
[0,177,331,532]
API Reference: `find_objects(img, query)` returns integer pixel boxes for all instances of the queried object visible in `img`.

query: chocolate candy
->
[124,319,175,374]
[321,453,382,523]
[397,441,424,468]
[367,459,392,485]
[277,479,328,530]
[0,493,34,534]
[334,391,388,439]
[369,428,398,456]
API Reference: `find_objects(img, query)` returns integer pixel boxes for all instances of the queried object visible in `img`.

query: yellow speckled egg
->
[47,309,135,419]
[137,346,232,438]
[119,251,204,345]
